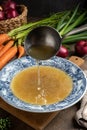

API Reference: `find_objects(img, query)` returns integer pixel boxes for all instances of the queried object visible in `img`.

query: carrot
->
[0,46,17,70]
[0,40,14,57]
[0,45,4,51]
[18,45,25,58]
[0,34,11,45]
[17,38,25,58]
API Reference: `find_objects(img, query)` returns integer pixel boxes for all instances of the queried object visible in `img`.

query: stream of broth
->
[10,66,73,105]
[36,60,47,104]
[36,60,41,87]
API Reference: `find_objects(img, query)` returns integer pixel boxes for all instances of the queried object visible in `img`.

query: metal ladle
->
[24,24,87,60]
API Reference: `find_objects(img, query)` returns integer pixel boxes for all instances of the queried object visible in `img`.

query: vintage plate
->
[0,56,87,113]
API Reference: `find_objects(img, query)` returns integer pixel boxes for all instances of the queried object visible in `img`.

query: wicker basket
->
[0,5,28,34]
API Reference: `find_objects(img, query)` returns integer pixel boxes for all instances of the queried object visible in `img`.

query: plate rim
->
[0,56,87,113]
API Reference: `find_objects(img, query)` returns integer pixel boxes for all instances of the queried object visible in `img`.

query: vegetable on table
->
[0,0,19,20]
[17,39,25,58]
[0,10,5,20]
[0,5,86,70]
[8,11,66,37]
[59,5,80,36]
[62,31,87,44]
[0,40,14,57]
[0,34,25,69]
[59,5,86,36]
[18,45,25,58]
[7,5,87,48]
[0,117,11,130]
[0,45,17,70]
[75,40,87,56]
[3,0,16,10]
[0,34,11,45]
[0,45,4,51]
[6,8,18,19]
[56,46,69,58]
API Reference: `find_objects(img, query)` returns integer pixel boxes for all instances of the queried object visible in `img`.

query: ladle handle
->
[65,24,87,36]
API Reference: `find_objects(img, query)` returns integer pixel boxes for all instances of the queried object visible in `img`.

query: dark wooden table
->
[0,98,86,130]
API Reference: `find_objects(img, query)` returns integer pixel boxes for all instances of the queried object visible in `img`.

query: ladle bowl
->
[24,26,61,60]
[24,24,87,60]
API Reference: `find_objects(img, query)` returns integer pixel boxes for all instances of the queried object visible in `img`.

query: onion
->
[0,6,3,11]
[3,0,17,10]
[6,8,18,19]
[0,11,5,20]
[7,0,16,9]
[75,40,87,56]
[56,46,69,58]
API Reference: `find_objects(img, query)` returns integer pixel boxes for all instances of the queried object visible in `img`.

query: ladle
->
[24,24,87,60]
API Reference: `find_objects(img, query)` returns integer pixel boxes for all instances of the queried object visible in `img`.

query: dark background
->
[0,0,87,17]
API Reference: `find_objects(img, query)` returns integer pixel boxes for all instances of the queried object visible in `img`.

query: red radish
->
[56,46,69,58]
[75,40,87,56]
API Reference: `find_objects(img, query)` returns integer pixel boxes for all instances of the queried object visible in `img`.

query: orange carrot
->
[0,45,4,51]
[0,46,17,70]
[0,40,14,57]
[18,45,25,58]
[0,34,11,45]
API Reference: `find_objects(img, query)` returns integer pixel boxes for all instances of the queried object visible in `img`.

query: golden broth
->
[10,66,73,105]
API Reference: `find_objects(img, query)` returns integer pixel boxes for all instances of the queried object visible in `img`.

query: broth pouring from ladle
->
[24,25,87,105]
[24,26,61,102]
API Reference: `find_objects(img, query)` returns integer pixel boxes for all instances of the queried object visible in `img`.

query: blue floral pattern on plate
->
[0,56,87,113]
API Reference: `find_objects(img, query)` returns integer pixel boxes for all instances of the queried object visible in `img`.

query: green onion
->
[8,12,66,37]
[60,5,79,35]
[62,31,87,44]
[62,12,87,35]
[56,11,70,31]
[0,117,11,130]
[8,5,87,45]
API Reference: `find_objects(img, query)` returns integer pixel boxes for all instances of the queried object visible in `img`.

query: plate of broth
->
[0,56,87,113]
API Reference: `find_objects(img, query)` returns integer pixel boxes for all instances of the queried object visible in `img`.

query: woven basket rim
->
[0,5,28,23]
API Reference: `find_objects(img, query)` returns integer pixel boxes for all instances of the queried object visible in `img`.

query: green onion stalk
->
[8,5,87,45]
[62,31,87,44]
